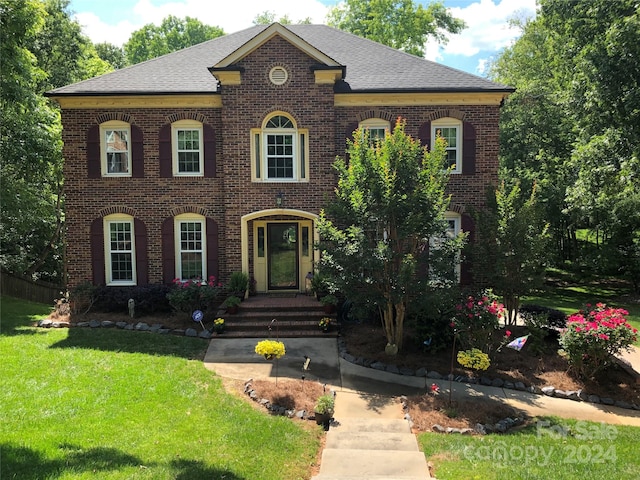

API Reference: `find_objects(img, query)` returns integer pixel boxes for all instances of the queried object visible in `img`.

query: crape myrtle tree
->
[317,119,462,354]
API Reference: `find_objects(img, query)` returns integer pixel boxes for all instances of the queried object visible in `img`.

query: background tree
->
[252,11,311,25]
[472,182,551,325]
[124,15,224,65]
[327,0,465,57]
[95,42,127,70]
[317,120,458,354]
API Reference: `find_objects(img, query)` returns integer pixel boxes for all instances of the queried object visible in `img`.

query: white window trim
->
[432,117,462,174]
[174,213,207,281]
[172,120,204,177]
[100,120,131,177]
[251,112,309,183]
[104,214,136,286]
[429,212,462,284]
[359,118,390,144]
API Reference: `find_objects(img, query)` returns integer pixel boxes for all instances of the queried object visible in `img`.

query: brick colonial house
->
[48,23,512,292]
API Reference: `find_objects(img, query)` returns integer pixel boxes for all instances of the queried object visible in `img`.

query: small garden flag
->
[506,335,529,351]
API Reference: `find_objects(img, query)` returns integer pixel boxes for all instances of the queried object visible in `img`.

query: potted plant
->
[227,271,249,300]
[319,317,331,332]
[223,295,241,314]
[310,272,328,300]
[320,294,338,313]
[314,394,335,430]
[254,339,286,360]
[212,317,225,334]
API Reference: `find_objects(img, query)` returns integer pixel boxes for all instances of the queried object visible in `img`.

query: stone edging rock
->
[337,338,640,412]
[37,318,215,339]
[243,378,308,420]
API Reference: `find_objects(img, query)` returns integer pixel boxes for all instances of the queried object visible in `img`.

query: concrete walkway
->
[204,338,640,479]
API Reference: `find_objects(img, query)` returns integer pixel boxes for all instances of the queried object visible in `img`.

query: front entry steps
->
[216,294,339,338]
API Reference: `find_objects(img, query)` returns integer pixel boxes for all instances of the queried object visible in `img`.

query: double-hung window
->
[429,212,462,284]
[359,118,390,146]
[172,120,203,176]
[175,214,206,281]
[432,118,462,173]
[100,121,131,176]
[251,113,308,182]
[104,214,136,285]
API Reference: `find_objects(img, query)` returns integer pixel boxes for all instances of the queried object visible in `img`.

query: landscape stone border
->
[37,318,215,339]
[337,338,640,412]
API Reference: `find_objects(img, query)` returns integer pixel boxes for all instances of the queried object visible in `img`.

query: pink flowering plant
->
[167,276,224,315]
[451,290,505,355]
[560,303,638,378]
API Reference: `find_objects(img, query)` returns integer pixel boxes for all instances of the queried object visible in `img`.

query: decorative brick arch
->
[448,203,467,215]
[165,112,208,124]
[255,108,302,128]
[425,109,466,122]
[95,112,134,125]
[98,206,138,217]
[355,109,395,123]
[168,205,209,217]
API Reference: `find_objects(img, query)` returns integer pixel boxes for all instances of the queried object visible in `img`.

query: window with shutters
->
[104,214,136,285]
[172,120,203,176]
[429,212,462,284]
[359,118,390,146]
[100,121,131,176]
[175,214,207,281]
[251,112,308,182]
[432,118,462,173]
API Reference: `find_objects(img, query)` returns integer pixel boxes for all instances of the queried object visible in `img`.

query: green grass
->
[420,417,640,480]
[521,269,640,344]
[0,296,321,480]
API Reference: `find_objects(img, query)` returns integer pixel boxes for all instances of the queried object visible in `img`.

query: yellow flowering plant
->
[319,317,331,330]
[457,348,490,372]
[255,339,286,359]
[213,317,225,333]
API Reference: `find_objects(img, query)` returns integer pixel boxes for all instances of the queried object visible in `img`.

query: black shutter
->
[131,125,144,178]
[159,124,172,178]
[134,218,148,284]
[90,218,105,285]
[203,124,216,178]
[206,218,219,281]
[462,121,476,175]
[418,121,431,149]
[161,218,175,284]
[87,125,101,178]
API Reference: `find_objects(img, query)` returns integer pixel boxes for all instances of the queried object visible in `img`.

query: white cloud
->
[74,0,331,46]
[428,0,537,61]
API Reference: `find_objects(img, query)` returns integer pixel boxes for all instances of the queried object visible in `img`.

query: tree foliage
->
[472,182,550,325]
[95,42,127,70]
[317,119,459,353]
[489,0,640,282]
[327,0,465,57]
[252,11,311,25]
[124,15,224,65]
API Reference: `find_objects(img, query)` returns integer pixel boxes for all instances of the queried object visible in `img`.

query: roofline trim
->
[213,23,342,69]
[48,94,221,109]
[334,91,512,107]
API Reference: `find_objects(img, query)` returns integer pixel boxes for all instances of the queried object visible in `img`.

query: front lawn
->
[0,296,321,480]
[419,417,640,480]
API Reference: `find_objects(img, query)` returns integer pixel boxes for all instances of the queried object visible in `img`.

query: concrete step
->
[314,449,431,478]
[331,418,411,434]
[325,431,419,451]
[312,476,429,480]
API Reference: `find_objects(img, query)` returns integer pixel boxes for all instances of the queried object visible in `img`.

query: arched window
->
[103,214,136,285]
[432,117,463,173]
[359,118,390,145]
[100,120,131,176]
[251,112,308,182]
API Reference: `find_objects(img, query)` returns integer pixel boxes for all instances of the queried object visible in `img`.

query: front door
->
[267,223,299,290]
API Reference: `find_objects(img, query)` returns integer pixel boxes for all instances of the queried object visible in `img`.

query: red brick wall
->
[60,35,501,288]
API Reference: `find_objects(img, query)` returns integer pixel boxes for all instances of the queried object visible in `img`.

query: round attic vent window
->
[269,66,288,85]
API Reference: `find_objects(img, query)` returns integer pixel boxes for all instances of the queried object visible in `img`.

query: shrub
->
[226,271,249,295]
[410,287,459,353]
[93,284,172,316]
[452,291,504,355]
[457,348,491,372]
[519,304,567,329]
[167,277,224,315]
[520,311,550,355]
[559,303,638,378]
[70,281,98,314]
[254,339,286,359]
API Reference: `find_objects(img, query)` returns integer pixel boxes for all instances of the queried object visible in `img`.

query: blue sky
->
[69,0,537,76]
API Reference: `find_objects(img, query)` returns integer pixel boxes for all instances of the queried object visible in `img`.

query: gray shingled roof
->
[48,24,512,96]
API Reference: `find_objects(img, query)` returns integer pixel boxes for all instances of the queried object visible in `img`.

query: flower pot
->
[226,305,238,314]
[323,305,334,314]
[264,354,275,360]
